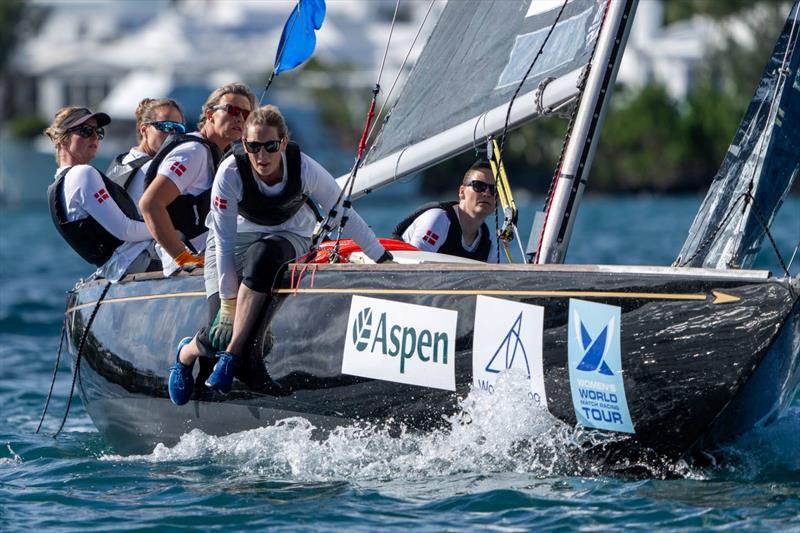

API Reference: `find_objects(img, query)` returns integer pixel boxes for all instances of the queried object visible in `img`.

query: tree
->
[0,0,26,74]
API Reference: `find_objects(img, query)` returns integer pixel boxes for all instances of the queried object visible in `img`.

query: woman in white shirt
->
[45,106,155,281]
[106,97,186,204]
[168,104,392,405]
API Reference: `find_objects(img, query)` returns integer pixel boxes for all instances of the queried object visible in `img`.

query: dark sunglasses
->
[212,103,251,120]
[243,139,282,154]
[68,124,105,140]
[145,120,186,134]
[466,180,496,195]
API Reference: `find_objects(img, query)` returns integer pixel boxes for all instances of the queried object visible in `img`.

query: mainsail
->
[678,1,800,270]
[337,0,607,197]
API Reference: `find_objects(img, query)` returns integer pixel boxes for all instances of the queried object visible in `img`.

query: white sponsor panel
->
[472,296,547,409]
[342,296,457,391]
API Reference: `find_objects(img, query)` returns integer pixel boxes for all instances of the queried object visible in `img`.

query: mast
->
[534,0,638,264]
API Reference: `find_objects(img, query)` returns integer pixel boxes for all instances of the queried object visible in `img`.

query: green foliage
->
[7,113,48,139]
[664,0,758,24]
[0,0,25,73]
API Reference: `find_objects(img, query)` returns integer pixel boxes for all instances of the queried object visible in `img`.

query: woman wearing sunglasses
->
[106,97,186,205]
[139,83,255,277]
[45,107,156,280]
[394,160,497,262]
[168,104,392,405]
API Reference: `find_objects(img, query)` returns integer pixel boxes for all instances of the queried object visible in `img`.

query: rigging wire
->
[483,0,569,264]
[312,0,403,260]
[497,0,569,159]
[364,0,437,149]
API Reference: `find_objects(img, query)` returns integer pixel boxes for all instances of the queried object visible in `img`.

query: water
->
[1,196,799,531]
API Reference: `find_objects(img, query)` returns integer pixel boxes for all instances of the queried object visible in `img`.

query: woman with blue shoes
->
[167,104,392,405]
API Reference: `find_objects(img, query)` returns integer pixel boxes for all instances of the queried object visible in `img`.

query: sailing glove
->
[175,248,205,271]
[209,298,237,350]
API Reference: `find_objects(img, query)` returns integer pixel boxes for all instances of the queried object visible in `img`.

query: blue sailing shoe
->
[205,351,239,394]
[168,337,195,406]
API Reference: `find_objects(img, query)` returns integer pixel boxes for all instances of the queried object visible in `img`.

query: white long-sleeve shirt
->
[152,133,216,276]
[56,164,152,280]
[402,207,497,260]
[209,151,385,299]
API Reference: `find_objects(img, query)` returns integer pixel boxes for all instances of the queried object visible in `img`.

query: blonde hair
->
[134,97,184,141]
[245,104,290,139]
[44,106,83,164]
[198,82,256,129]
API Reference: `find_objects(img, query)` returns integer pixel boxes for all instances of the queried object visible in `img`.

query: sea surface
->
[1,196,798,531]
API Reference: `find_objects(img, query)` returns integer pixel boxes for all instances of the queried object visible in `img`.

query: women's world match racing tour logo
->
[342,296,457,391]
[568,299,635,434]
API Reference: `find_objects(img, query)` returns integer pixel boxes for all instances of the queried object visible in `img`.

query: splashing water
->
[105,372,697,481]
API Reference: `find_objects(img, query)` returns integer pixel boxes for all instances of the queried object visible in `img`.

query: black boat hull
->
[66,263,800,459]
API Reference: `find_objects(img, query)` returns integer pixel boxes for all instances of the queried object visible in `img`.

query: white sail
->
[337,0,606,197]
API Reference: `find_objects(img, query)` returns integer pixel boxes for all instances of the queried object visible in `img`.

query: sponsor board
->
[342,296,457,390]
[472,296,547,409]
[568,299,635,433]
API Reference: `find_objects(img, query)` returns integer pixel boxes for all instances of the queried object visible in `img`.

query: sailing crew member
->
[106,97,186,205]
[394,160,497,262]
[139,83,256,276]
[168,104,393,405]
[45,107,157,280]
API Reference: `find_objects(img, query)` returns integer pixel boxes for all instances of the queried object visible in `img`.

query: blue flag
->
[274,0,326,75]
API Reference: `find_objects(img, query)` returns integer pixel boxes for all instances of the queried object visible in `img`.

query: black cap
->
[60,107,111,129]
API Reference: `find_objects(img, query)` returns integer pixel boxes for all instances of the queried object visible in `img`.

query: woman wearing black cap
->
[45,106,156,280]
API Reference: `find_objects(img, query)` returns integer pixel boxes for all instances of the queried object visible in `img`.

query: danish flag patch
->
[170,161,187,176]
[94,188,110,204]
[213,196,228,210]
[422,230,440,246]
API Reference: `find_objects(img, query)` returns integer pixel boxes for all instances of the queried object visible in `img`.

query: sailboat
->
[61,0,800,465]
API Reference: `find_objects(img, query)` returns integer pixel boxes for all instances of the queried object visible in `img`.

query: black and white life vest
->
[393,201,492,261]
[231,140,321,226]
[47,166,142,266]
[144,134,222,241]
[106,151,151,191]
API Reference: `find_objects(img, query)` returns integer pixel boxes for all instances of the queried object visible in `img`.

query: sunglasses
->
[212,103,251,120]
[243,139,282,154]
[465,180,496,195]
[145,120,186,134]
[68,124,105,140]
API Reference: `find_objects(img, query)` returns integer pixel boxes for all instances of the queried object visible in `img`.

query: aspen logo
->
[342,296,457,390]
[472,296,547,409]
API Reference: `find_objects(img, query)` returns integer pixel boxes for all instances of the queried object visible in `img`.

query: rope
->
[35,315,67,434]
[53,281,112,438]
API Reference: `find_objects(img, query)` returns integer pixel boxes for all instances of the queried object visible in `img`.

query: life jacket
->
[144,133,222,241]
[231,140,321,225]
[393,201,492,261]
[47,166,143,266]
[105,151,151,191]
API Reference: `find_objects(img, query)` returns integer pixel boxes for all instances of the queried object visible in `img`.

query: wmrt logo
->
[485,311,530,377]
[574,312,615,376]
[352,307,373,351]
